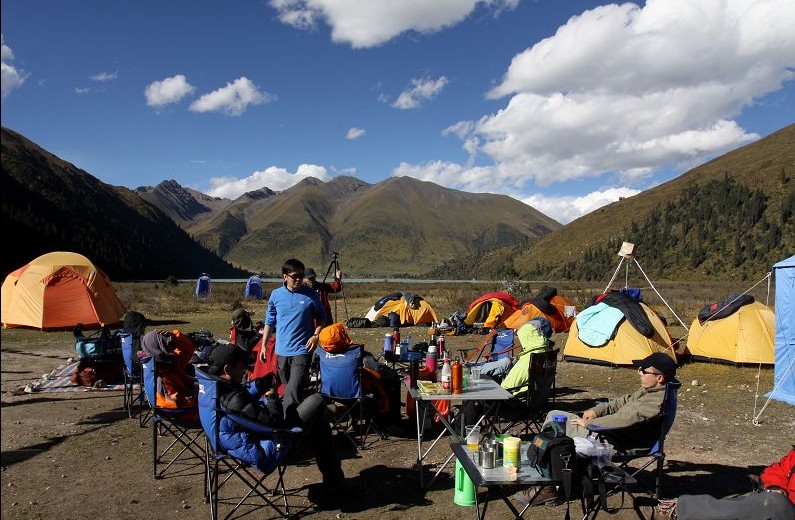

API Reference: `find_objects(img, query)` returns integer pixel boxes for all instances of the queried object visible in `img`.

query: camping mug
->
[478,447,497,469]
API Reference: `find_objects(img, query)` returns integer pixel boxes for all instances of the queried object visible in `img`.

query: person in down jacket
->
[205,344,350,499]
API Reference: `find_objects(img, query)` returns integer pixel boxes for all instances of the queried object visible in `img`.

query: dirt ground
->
[2,299,793,520]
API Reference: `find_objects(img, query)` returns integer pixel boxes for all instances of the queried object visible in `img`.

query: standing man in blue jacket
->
[260,259,326,421]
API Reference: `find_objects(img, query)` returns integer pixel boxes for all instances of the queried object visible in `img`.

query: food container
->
[503,436,521,467]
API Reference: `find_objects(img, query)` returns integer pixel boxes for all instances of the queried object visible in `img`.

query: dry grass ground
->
[2,280,792,520]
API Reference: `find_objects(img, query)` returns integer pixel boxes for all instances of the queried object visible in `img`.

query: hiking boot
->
[512,485,562,507]
[654,498,678,519]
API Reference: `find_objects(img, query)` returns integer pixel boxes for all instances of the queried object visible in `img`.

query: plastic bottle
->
[406,332,413,350]
[383,333,394,353]
[392,327,400,348]
[437,334,446,360]
[451,359,463,394]
[440,357,452,393]
[552,414,568,438]
[426,344,438,381]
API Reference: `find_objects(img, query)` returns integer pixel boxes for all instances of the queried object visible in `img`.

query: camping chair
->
[495,348,559,436]
[120,332,149,426]
[318,344,386,450]
[460,328,517,364]
[195,368,302,520]
[140,356,207,485]
[586,380,682,502]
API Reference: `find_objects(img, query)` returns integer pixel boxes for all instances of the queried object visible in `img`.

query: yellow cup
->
[503,436,521,467]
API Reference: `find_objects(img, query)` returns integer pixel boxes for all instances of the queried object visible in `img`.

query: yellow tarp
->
[1,252,126,330]
[688,301,775,364]
[365,296,438,325]
[563,302,675,365]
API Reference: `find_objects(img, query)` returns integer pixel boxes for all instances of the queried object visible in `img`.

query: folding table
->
[406,377,513,488]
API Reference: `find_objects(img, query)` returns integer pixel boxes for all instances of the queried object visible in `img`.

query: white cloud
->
[421,0,795,191]
[346,127,366,140]
[392,75,449,109]
[331,165,357,175]
[90,71,118,82]
[270,0,519,48]
[522,187,642,225]
[206,164,330,199]
[75,87,91,94]
[1,35,27,98]
[145,74,195,107]
[189,77,274,116]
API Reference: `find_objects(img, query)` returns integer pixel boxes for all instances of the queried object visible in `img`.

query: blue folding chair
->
[587,380,682,501]
[121,332,150,425]
[195,368,302,520]
[318,345,386,450]
[140,356,207,484]
[490,328,517,361]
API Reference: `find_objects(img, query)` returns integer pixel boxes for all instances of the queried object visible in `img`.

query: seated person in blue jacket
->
[206,343,349,500]
[515,351,677,507]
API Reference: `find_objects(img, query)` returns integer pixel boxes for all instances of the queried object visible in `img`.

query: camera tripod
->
[320,251,349,323]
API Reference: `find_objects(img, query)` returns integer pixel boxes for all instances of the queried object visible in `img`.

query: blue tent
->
[769,255,795,406]
[244,275,263,300]
[195,273,212,298]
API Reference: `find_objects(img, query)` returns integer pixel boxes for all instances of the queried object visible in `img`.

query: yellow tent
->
[688,301,775,364]
[563,302,675,365]
[364,292,438,326]
[1,252,126,330]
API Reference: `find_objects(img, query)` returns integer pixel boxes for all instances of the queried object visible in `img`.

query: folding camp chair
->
[120,332,149,426]
[496,348,559,436]
[318,344,386,450]
[195,369,302,520]
[586,381,682,503]
[460,328,517,364]
[140,356,207,484]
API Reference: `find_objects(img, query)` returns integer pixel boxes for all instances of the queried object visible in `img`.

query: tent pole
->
[604,257,625,294]
[632,258,689,331]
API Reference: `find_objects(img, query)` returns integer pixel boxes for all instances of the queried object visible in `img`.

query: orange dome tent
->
[1,252,126,330]
[504,288,576,333]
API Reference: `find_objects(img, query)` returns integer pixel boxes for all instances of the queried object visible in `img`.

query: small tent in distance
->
[463,291,518,329]
[687,295,775,365]
[503,287,576,333]
[244,275,263,300]
[769,255,795,406]
[1,251,126,330]
[195,273,212,298]
[364,291,438,326]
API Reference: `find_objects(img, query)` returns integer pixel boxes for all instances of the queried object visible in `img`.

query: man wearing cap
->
[261,259,326,422]
[515,351,678,507]
[304,267,342,327]
[206,343,349,501]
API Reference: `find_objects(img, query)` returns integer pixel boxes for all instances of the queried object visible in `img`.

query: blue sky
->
[2,0,794,224]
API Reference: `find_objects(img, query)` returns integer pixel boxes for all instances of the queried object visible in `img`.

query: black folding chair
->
[496,348,559,436]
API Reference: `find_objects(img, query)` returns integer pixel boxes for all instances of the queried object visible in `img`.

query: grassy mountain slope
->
[1,127,248,280]
[189,175,561,276]
[135,180,232,227]
[455,123,794,281]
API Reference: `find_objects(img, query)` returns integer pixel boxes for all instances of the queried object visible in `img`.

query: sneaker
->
[512,485,562,507]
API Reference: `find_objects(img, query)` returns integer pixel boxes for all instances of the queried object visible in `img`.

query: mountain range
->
[2,123,792,281]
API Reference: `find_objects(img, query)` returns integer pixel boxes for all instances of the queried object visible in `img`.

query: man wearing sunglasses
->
[515,352,677,506]
[261,259,326,422]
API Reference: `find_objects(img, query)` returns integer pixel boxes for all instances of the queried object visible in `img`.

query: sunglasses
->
[286,272,304,281]
[638,367,662,376]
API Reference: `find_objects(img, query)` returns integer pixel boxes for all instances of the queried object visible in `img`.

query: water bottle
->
[426,344,438,381]
[440,357,452,393]
[552,414,567,438]
[406,332,413,350]
[437,334,446,360]
[383,333,394,354]
[392,327,400,347]
[451,359,463,394]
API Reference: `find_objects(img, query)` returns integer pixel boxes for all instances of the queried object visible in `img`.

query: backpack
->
[74,325,122,361]
[527,430,577,501]
[346,317,372,329]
